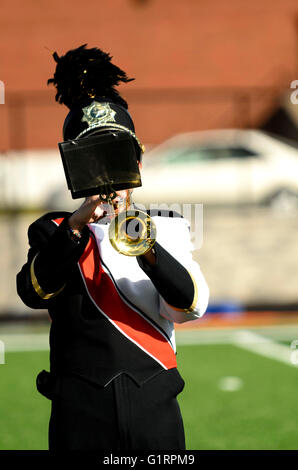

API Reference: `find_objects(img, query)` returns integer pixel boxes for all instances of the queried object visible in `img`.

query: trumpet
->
[98,186,156,257]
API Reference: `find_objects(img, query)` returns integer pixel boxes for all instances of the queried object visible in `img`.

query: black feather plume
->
[47,44,134,109]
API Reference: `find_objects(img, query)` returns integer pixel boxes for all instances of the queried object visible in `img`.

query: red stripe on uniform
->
[79,235,177,370]
[52,217,177,369]
[52,218,64,226]
[53,218,177,369]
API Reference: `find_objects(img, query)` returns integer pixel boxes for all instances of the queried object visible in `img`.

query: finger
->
[85,195,101,204]
[94,204,105,218]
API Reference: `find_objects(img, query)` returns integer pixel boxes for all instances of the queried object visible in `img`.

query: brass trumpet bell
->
[108,209,156,257]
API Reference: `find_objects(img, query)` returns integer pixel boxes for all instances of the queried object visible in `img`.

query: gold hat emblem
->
[81,101,116,127]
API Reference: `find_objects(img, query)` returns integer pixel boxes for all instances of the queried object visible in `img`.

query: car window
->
[159,146,258,164]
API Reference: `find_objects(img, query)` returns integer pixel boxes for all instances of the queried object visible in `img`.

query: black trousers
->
[48,370,186,451]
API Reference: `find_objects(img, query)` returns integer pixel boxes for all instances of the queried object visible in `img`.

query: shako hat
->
[47,44,143,199]
[47,44,144,160]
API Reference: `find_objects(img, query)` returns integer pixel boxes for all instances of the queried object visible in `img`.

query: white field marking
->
[218,376,243,392]
[232,330,298,368]
[0,334,49,352]
[241,324,298,341]
[1,325,298,369]
[176,324,298,345]
[0,340,4,364]
[176,327,298,369]
[176,329,236,345]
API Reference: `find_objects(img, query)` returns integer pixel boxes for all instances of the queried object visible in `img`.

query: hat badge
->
[81,101,116,127]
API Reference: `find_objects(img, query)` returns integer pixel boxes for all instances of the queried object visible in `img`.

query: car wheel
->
[269,189,298,213]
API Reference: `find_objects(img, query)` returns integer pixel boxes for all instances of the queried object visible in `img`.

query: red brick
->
[0,0,297,149]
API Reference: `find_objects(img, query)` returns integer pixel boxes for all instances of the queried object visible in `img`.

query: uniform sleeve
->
[137,217,209,323]
[16,213,90,309]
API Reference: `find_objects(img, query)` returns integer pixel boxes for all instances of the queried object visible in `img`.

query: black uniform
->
[16,209,209,451]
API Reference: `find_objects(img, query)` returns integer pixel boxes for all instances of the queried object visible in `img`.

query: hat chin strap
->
[75,123,145,153]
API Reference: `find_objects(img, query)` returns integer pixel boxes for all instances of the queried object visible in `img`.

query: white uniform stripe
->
[99,257,175,351]
[77,263,168,370]
[52,218,174,365]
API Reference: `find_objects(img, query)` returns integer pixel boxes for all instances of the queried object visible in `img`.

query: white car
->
[135,129,298,209]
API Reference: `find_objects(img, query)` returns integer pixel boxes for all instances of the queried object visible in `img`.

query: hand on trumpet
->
[68,190,131,232]
[68,195,107,232]
[68,189,156,265]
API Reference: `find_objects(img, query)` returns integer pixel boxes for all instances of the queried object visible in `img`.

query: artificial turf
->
[1,343,298,450]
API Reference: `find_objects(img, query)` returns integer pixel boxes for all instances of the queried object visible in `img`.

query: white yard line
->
[176,325,298,345]
[232,330,298,369]
[1,327,298,371]
[176,327,298,369]
[177,327,298,367]
[0,334,49,352]
[176,329,236,345]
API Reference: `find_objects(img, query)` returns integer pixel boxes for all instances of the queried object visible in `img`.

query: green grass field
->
[1,326,298,450]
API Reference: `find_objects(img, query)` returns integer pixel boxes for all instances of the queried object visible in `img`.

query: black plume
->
[47,44,134,109]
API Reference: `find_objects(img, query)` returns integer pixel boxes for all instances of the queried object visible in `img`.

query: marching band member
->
[16,45,209,451]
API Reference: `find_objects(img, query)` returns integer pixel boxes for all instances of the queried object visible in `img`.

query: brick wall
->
[0,0,297,149]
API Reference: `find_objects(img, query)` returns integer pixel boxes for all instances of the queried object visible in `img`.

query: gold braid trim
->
[75,123,145,153]
[166,270,198,314]
[30,254,65,300]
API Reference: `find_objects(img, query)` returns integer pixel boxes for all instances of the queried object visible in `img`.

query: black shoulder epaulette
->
[28,211,72,249]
